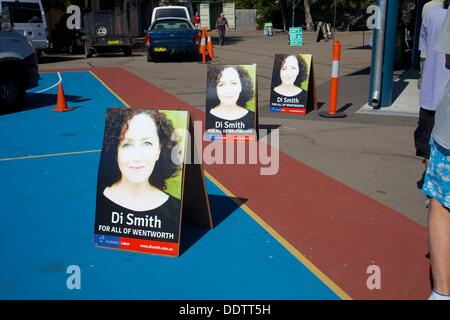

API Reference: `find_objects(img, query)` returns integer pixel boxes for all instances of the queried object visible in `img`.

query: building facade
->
[194,1,235,30]
[91,0,236,35]
[44,0,235,37]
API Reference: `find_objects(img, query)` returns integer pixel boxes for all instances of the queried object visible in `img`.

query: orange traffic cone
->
[207,31,214,60]
[198,27,206,53]
[52,83,74,112]
[199,27,207,63]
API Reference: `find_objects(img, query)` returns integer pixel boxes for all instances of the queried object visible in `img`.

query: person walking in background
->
[421,5,450,301]
[216,13,229,46]
[194,12,201,30]
[414,1,450,176]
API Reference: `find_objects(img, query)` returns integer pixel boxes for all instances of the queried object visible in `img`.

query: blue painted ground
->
[0,72,123,158]
[0,72,339,300]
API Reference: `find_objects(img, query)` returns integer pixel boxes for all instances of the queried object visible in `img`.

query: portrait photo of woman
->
[270,54,311,111]
[205,65,256,132]
[95,108,184,243]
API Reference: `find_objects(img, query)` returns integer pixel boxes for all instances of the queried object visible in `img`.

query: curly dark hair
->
[98,108,180,192]
[272,54,309,88]
[206,65,255,110]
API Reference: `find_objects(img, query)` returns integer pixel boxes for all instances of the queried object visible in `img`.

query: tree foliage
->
[236,0,376,29]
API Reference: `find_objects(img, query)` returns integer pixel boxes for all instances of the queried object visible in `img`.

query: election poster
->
[269,54,316,114]
[205,64,257,141]
[94,108,212,257]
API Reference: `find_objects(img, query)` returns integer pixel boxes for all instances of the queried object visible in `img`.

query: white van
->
[0,0,48,55]
[151,6,191,24]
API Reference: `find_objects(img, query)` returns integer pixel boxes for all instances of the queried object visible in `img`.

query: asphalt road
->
[39,30,427,226]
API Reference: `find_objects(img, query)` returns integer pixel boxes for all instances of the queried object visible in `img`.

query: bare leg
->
[428,199,450,294]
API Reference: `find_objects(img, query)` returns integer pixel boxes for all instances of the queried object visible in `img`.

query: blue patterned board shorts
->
[422,139,450,210]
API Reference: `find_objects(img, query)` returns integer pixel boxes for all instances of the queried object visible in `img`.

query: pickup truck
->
[145,17,199,62]
[151,5,192,24]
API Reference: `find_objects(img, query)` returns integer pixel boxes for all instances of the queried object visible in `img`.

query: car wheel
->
[191,52,200,62]
[124,47,132,56]
[0,77,24,109]
[85,43,93,58]
[148,52,158,63]
[68,43,74,54]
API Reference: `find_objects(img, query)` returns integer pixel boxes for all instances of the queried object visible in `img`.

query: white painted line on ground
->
[34,72,62,94]
[0,149,101,162]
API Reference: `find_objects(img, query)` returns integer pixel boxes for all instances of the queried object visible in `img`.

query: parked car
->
[151,5,192,24]
[83,10,132,58]
[145,17,199,62]
[49,13,85,54]
[0,0,49,56]
[0,8,39,108]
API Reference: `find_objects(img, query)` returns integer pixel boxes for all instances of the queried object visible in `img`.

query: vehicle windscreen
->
[151,19,192,31]
[155,9,187,20]
[1,2,43,23]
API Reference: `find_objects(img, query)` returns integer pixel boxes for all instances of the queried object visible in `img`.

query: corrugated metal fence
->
[235,9,256,30]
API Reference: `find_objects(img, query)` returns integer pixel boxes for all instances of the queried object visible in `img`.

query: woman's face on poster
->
[117,113,161,184]
[216,67,242,106]
[280,55,299,85]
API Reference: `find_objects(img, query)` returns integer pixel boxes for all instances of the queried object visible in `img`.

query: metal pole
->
[369,0,388,107]
[380,0,399,107]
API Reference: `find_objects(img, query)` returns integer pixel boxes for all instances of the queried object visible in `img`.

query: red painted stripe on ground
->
[91,67,429,299]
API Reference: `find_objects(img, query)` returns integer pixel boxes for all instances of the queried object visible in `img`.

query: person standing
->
[414,1,450,171]
[194,12,201,30]
[418,0,444,89]
[216,13,229,46]
[421,5,450,301]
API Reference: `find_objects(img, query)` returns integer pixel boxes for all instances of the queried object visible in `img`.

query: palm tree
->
[304,0,314,31]
[280,0,288,31]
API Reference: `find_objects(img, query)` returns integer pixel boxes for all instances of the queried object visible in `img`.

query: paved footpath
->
[39,30,426,226]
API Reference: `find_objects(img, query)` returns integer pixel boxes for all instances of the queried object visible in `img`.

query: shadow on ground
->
[391,69,419,102]
[38,55,86,64]
[149,54,201,63]
[179,194,248,255]
[348,45,372,50]
[258,124,281,140]
[0,93,91,115]
[346,64,410,77]
[211,35,245,45]
[26,92,90,109]
[90,53,144,58]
